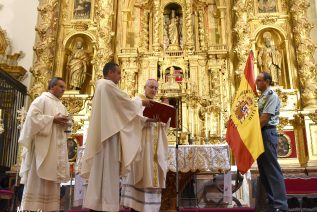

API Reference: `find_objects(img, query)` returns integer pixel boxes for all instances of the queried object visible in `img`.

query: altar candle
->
[191,110,194,135]
[220,113,223,137]
[205,113,207,138]
[210,113,213,135]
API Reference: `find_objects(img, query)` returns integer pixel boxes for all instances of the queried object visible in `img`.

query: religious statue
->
[257,32,282,85]
[73,0,91,19]
[168,10,180,50]
[67,37,90,90]
[258,0,277,13]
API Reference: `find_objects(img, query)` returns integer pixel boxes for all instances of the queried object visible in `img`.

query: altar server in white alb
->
[121,79,170,212]
[81,62,154,212]
[19,77,70,211]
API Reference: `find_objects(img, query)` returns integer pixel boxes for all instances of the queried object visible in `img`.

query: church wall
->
[0,0,37,86]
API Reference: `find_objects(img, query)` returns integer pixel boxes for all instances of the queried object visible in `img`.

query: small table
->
[162,144,231,210]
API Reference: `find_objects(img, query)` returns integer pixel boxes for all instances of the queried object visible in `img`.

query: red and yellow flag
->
[226,51,264,174]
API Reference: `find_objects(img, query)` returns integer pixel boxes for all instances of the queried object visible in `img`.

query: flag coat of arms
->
[226,51,264,174]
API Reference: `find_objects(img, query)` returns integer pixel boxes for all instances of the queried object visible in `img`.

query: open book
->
[143,101,176,128]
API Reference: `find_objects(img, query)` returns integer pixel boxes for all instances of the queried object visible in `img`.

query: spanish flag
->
[226,51,264,174]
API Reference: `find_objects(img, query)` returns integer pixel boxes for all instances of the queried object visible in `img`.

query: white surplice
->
[121,96,170,212]
[81,79,146,211]
[19,92,70,211]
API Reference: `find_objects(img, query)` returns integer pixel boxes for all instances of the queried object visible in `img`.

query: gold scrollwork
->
[61,97,84,115]
[308,110,317,124]
[277,117,289,132]
[291,113,305,128]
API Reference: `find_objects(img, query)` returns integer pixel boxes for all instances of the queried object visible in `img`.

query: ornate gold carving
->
[29,62,51,100]
[198,9,206,50]
[185,0,194,51]
[120,57,138,97]
[0,27,9,55]
[139,10,149,52]
[308,110,317,124]
[94,0,114,79]
[152,0,161,52]
[280,0,289,12]
[277,117,289,132]
[260,16,278,25]
[232,0,253,75]
[72,119,84,133]
[30,0,59,99]
[291,113,305,128]
[275,88,288,108]
[73,22,89,31]
[290,0,317,109]
[61,96,84,114]
[0,27,27,80]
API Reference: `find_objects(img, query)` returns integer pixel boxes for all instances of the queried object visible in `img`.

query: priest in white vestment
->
[121,79,170,212]
[19,77,70,212]
[80,62,153,212]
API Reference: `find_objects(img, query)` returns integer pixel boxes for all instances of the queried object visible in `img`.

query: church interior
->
[1,0,317,211]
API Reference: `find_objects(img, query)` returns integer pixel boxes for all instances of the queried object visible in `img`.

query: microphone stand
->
[175,99,180,212]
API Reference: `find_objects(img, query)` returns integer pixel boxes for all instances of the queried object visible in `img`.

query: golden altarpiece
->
[10,0,316,177]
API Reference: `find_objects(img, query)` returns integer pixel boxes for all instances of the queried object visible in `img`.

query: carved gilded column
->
[290,0,317,110]
[29,0,60,100]
[185,0,194,51]
[152,0,160,52]
[232,0,253,76]
[198,9,206,51]
[218,6,226,45]
[94,0,114,79]
[290,113,308,165]
[121,57,137,97]
[122,11,129,49]
[140,10,150,52]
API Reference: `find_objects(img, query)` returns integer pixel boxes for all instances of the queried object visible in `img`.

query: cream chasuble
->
[81,79,145,211]
[121,95,170,212]
[19,92,70,211]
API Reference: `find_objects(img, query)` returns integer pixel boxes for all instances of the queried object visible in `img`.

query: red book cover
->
[143,101,176,128]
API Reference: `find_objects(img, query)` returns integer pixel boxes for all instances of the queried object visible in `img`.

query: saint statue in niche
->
[257,32,282,85]
[67,37,90,90]
[258,0,277,13]
[73,0,91,19]
[168,10,181,50]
